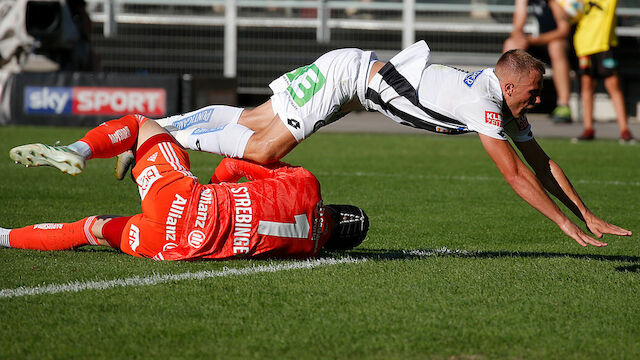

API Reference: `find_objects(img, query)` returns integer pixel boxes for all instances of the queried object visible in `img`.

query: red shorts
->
[120,134,199,259]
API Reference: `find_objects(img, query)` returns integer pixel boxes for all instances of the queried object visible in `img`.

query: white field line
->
[314,171,640,187]
[0,257,364,299]
[0,247,471,299]
[402,247,471,257]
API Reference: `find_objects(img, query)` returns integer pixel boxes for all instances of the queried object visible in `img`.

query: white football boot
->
[114,150,135,180]
[0,227,11,248]
[9,143,85,175]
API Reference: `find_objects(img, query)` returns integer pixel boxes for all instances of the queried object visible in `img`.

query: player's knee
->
[245,145,281,164]
[136,119,167,149]
[242,135,285,164]
[97,215,132,249]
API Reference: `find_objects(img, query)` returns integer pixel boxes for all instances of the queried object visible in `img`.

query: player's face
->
[506,71,543,118]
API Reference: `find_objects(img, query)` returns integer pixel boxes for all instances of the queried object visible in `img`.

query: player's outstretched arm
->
[478,134,609,247]
[211,158,291,183]
[514,138,632,239]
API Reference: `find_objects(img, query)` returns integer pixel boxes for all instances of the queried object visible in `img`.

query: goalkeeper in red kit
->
[2,115,369,260]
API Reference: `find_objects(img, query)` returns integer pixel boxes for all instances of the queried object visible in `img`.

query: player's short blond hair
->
[495,49,545,81]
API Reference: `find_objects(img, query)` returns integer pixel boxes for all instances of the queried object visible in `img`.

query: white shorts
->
[269,48,377,141]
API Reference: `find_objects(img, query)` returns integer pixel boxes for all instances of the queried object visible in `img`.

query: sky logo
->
[24,86,166,116]
[25,87,72,114]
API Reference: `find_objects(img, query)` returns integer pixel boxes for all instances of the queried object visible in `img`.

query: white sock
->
[0,227,10,248]
[67,141,92,159]
[156,105,244,131]
[174,123,255,158]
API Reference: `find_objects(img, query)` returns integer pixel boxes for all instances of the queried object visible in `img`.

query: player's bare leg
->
[240,114,298,164]
[135,117,172,150]
[548,40,572,123]
[577,74,597,140]
[603,74,634,143]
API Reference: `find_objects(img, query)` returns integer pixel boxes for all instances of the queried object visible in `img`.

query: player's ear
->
[504,82,514,96]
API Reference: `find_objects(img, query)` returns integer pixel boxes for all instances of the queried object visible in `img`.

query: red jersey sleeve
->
[211,158,293,183]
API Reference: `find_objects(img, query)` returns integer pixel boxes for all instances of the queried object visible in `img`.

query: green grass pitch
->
[0,125,639,359]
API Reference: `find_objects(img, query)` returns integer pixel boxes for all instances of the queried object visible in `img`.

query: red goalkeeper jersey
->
[119,134,331,261]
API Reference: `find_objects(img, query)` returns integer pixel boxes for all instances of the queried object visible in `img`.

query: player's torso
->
[418,66,504,126]
[209,171,326,260]
[125,167,326,261]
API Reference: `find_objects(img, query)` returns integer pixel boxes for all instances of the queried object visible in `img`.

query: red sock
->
[9,217,98,251]
[79,115,147,159]
[101,216,132,250]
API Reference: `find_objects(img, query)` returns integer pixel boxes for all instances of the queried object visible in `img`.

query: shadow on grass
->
[74,246,640,272]
[326,248,640,273]
[75,246,122,255]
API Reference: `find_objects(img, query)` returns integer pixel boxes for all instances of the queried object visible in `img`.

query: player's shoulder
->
[459,68,503,105]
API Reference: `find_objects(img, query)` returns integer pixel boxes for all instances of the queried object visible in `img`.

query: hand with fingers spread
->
[583,212,633,239]
[559,220,608,247]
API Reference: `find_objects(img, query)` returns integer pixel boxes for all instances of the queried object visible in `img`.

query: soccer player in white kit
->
[15,41,631,248]
[149,40,629,248]
[155,41,534,158]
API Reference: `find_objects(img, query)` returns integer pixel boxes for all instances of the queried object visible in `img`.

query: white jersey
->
[269,48,377,141]
[365,41,533,142]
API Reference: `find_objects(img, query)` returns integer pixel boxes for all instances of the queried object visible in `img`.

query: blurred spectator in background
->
[54,0,101,71]
[345,0,372,19]
[503,0,573,123]
[0,0,100,72]
[573,0,633,143]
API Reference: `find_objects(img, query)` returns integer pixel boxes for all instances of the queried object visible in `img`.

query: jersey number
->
[286,64,326,107]
[257,214,310,239]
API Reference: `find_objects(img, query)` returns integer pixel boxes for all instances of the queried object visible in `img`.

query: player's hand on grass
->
[559,220,607,247]
[583,212,633,239]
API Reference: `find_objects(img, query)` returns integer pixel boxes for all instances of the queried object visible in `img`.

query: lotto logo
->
[288,119,301,129]
[485,111,503,127]
[24,86,166,116]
